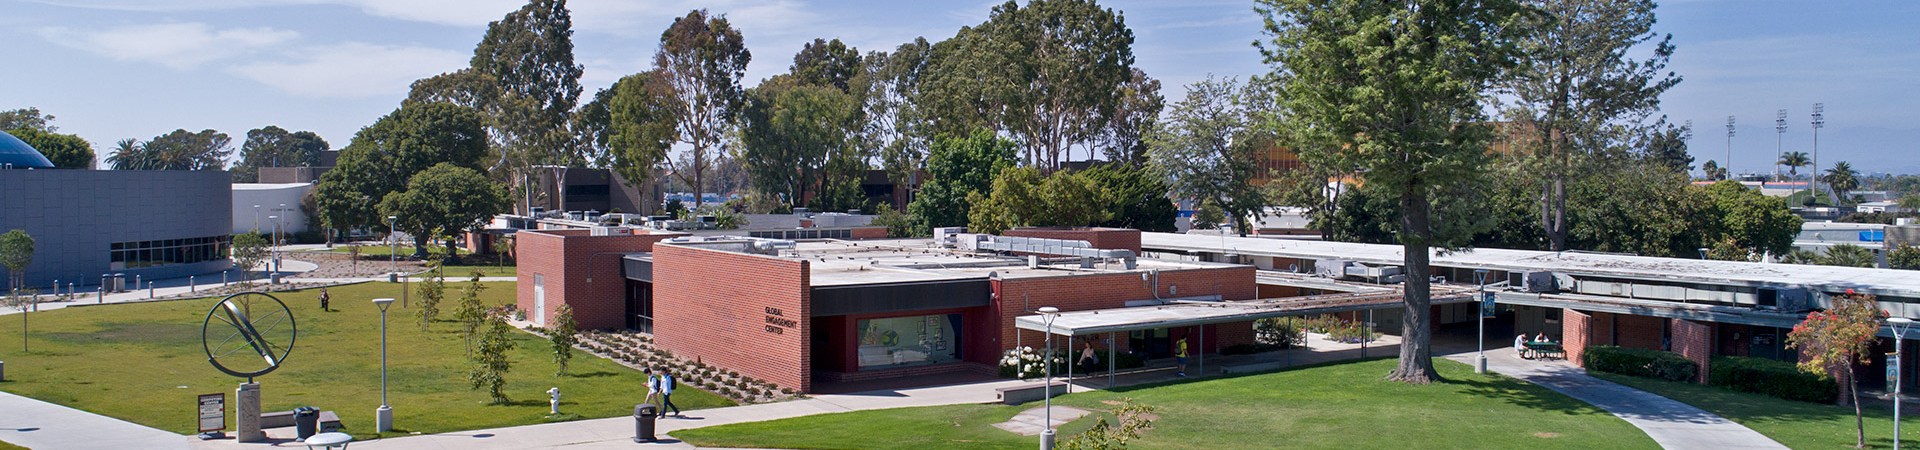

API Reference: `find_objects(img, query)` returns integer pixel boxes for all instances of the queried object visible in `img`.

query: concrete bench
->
[260,410,342,433]
[996,383,1067,405]
[1220,361,1284,375]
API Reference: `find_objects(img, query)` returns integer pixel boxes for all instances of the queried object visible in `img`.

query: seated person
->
[1514,334,1529,358]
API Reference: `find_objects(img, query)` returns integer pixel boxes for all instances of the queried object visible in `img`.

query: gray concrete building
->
[0,169,233,289]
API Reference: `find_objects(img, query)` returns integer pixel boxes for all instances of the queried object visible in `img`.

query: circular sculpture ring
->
[201,292,298,378]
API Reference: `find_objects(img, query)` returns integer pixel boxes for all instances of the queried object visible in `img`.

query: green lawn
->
[1593,372,1920,449]
[675,358,1660,450]
[429,264,516,278]
[0,438,26,450]
[0,282,729,440]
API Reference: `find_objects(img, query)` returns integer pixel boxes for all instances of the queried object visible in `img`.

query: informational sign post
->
[198,393,226,434]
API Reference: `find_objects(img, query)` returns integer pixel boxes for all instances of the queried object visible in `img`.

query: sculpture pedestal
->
[237,383,264,442]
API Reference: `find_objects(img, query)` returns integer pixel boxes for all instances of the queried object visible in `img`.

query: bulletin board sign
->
[197,393,225,433]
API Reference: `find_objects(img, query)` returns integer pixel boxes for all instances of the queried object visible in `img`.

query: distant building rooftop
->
[0,130,55,168]
[671,237,1234,287]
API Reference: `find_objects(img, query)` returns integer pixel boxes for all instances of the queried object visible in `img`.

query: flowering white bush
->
[998,346,1065,379]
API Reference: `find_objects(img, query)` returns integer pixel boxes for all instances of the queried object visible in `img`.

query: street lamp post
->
[374,297,396,432]
[268,216,280,274]
[1475,269,1489,374]
[1038,306,1061,450]
[1892,317,1913,450]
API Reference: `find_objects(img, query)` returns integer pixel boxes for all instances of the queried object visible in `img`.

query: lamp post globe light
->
[1891,316,1913,450]
[373,297,396,432]
[1474,269,1489,374]
[1037,306,1061,450]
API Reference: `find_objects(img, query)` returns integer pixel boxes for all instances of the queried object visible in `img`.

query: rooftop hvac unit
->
[1756,286,1812,312]
[1509,271,1557,293]
[1349,264,1403,278]
[1313,258,1349,278]
[933,227,968,247]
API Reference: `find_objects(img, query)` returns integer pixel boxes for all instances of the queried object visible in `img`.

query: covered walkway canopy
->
[1013,285,1477,388]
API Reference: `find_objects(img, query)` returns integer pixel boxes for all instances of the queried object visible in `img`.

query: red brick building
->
[518,228,1255,393]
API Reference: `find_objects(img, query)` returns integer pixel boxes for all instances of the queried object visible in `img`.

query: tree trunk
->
[1849,364,1865,448]
[1388,190,1439,383]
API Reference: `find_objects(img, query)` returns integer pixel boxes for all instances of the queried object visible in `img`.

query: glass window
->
[855,314,962,370]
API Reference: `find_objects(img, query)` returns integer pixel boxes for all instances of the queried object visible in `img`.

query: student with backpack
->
[659,372,681,417]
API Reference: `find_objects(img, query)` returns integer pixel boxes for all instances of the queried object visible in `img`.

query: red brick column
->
[1563,309,1592,366]
[1670,318,1712,384]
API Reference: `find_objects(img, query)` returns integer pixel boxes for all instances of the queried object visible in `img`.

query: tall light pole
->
[1725,115,1735,180]
[1811,103,1825,204]
[1891,316,1913,450]
[1038,306,1061,450]
[1775,109,1787,181]
[374,297,396,432]
[1475,269,1490,374]
[267,215,280,273]
[387,215,399,274]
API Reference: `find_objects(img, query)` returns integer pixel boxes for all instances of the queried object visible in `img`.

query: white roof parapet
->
[1141,232,1920,298]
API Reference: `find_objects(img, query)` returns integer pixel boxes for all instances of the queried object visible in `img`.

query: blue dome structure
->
[0,131,56,168]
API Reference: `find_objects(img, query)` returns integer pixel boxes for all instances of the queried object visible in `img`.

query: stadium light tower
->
[1811,103,1826,204]
[1724,116,1735,180]
[1774,110,1787,181]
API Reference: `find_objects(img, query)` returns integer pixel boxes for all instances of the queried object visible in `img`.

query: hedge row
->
[1582,345,1696,382]
[1709,356,1837,403]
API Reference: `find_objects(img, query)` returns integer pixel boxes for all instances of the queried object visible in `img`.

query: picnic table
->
[1523,341,1565,360]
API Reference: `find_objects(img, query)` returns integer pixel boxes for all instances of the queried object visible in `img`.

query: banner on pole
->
[1480,292,1497,318]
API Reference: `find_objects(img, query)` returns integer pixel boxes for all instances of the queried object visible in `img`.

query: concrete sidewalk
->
[0,390,184,450]
[188,378,1031,450]
[1444,349,1788,450]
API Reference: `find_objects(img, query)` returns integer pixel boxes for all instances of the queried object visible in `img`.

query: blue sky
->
[3,0,1915,175]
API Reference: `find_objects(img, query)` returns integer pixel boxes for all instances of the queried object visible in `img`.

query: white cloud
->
[229,42,469,98]
[39,23,299,69]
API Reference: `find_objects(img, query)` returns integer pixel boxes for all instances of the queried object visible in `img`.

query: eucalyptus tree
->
[1145,75,1266,237]
[654,9,751,206]
[1501,0,1681,251]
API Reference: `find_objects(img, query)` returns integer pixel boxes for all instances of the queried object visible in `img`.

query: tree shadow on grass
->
[567,371,619,378]
[1104,357,1394,394]
[1441,376,1616,416]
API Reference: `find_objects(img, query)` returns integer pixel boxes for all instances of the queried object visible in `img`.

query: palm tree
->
[1778,151,1812,177]
[1822,161,1860,204]
[104,138,150,170]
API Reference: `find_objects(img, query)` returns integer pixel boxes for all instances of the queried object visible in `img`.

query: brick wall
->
[849,226,888,240]
[1670,318,1712,384]
[995,267,1256,356]
[1615,314,1666,351]
[1003,227,1142,254]
[1564,309,1591,366]
[515,229,681,330]
[652,243,813,393]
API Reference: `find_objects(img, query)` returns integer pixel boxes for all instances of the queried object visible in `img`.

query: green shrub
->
[1709,356,1837,403]
[1326,324,1377,344]
[1254,317,1307,348]
[1582,345,1696,382]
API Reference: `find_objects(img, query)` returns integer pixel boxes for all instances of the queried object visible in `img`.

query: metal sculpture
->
[201,292,297,380]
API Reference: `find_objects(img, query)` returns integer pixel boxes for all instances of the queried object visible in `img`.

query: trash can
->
[294,407,320,440]
[633,404,658,442]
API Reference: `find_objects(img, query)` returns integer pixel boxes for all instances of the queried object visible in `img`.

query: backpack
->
[661,374,675,394]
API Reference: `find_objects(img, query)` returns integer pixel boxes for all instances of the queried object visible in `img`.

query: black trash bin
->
[633,403,658,442]
[294,407,320,440]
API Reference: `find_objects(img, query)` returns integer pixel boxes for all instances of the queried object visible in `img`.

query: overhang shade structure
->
[1015,286,1476,337]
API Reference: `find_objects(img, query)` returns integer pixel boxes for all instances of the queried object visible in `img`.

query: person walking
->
[1175,336,1190,377]
[643,368,661,407]
[660,371,682,417]
[318,288,330,312]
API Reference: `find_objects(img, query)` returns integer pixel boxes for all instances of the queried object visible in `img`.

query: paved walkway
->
[0,390,183,450]
[1444,348,1788,450]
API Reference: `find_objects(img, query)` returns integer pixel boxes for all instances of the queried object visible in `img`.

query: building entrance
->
[1129,328,1171,358]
